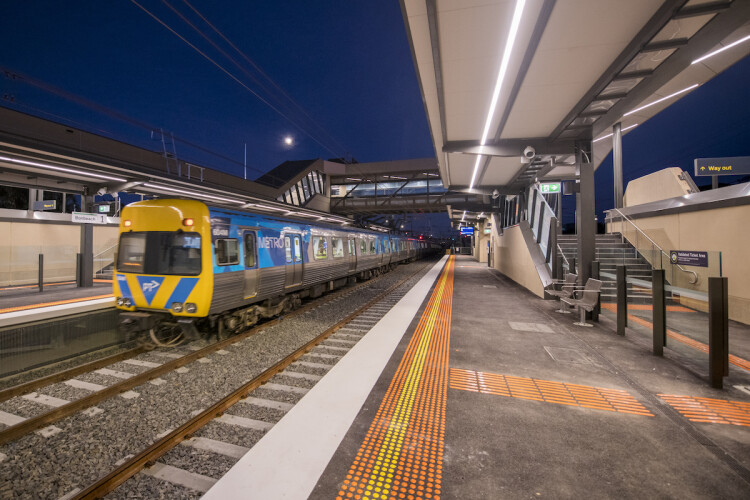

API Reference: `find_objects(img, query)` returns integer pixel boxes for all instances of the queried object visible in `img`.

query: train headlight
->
[123,298,133,307]
[116,297,124,306]
[171,302,184,313]
[185,303,197,314]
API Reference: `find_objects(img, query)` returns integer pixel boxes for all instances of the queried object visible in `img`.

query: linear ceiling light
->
[142,183,244,204]
[469,0,527,189]
[462,210,466,222]
[593,123,639,143]
[692,34,750,65]
[624,84,699,117]
[0,154,127,182]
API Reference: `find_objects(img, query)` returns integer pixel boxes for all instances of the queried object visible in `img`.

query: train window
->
[360,239,367,254]
[117,233,146,273]
[313,236,328,259]
[215,238,239,266]
[331,237,344,258]
[348,239,355,256]
[244,232,256,268]
[293,235,302,262]
[117,231,202,275]
[285,236,292,263]
[369,239,376,254]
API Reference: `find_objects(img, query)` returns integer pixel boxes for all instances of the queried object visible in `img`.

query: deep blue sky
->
[1,2,749,233]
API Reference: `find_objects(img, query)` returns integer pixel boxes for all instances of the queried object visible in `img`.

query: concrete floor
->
[312,255,750,499]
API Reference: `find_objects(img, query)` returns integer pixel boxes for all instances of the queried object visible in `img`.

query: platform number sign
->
[540,182,561,194]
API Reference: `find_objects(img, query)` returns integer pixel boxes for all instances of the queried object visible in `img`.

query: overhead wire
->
[131,0,352,164]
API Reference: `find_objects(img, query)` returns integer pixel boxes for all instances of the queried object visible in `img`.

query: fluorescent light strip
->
[470,0,527,189]
[624,84,699,117]
[593,123,639,143]
[462,211,466,222]
[0,154,127,182]
[253,204,285,211]
[142,183,244,204]
[692,34,750,65]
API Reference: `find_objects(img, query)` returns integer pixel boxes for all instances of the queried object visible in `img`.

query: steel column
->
[576,140,595,285]
[79,223,94,288]
[591,261,600,321]
[38,254,44,293]
[652,269,666,356]
[613,122,623,209]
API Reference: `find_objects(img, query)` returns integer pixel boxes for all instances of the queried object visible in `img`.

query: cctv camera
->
[523,146,536,159]
[96,186,108,196]
[491,189,500,199]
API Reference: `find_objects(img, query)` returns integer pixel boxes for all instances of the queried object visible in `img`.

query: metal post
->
[652,269,666,356]
[591,260,600,321]
[712,176,718,190]
[550,217,558,279]
[576,140,595,285]
[708,277,729,388]
[76,253,82,287]
[613,122,623,209]
[616,265,627,335]
[38,254,43,292]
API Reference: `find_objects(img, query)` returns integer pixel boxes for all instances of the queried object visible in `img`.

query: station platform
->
[0,280,113,327]
[205,255,750,499]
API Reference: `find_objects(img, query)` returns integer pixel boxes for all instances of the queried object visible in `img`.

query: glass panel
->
[313,236,328,259]
[117,232,202,275]
[370,239,376,254]
[298,180,309,201]
[290,188,300,206]
[0,185,29,209]
[293,236,302,262]
[533,193,544,240]
[285,236,292,263]
[331,237,344,258]
[215,238,239,266]
[244,232,256,267]
[360,239,367,254]
[308,172,318,194]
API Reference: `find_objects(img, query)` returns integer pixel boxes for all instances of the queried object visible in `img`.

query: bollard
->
[708,277,729,388]
[616,265,627,335]
[652,269,666,356]
[591,261,600,321]
[38,254,44,293]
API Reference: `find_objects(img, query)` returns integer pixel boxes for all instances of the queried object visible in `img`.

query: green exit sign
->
[540,182,561,194]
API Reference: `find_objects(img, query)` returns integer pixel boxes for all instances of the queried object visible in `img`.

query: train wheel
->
[148,324,184,348]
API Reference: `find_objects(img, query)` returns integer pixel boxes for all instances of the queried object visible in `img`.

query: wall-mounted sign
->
[33,200,57,211]
[484,228,491,234]
[694,156,750,176]
[460,226,474,236]
[72,212,107,224]
[669,250,708,268]
[539,182,561,194]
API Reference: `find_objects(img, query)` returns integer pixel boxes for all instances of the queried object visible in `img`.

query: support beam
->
[442,139,576,157]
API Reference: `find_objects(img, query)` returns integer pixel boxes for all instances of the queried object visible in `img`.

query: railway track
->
[0,260,435,499]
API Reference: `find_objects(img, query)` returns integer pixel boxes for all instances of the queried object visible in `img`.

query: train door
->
[347,237,357,272]
[242,230,259,298]
[284,233,303,287]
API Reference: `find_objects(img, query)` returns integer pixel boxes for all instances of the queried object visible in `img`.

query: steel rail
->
[73,260,434,499]
[0,264,415,446]
[0,345,146,403]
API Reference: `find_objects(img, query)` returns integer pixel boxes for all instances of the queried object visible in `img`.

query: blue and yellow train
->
[114,199,438,344]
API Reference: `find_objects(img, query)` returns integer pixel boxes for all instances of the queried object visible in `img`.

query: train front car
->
[114,199,212,345]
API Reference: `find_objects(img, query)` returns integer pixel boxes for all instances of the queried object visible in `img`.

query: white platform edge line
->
[202,256,448,500]
[0,297,114,327]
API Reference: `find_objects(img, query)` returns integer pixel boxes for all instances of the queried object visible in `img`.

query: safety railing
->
[94,243,117,279]
[605,208,698,285]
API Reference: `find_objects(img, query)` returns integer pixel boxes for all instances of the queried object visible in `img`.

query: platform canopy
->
[401,0,750,196]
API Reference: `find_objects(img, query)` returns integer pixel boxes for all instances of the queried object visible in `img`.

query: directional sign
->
[33,200,57,211]
[669,250,708,268]
[460,226,474,236]
[540,182,561,194]
[694,156,750,176]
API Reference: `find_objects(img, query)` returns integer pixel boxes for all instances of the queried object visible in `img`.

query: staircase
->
[557,233,662,304]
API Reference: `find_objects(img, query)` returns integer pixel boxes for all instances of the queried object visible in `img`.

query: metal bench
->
[545,273,578,314]
[561,278,602,327]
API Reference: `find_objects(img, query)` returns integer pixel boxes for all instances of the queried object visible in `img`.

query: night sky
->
[1,2,749,232]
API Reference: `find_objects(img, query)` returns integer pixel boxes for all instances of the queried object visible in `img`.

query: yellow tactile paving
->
[450,368,653,417]
[337,257,454,500]
[659,394,750,427]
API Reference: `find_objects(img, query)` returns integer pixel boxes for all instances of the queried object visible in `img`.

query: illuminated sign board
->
[460,226,474,236]
[694,156,750,176]
[33,200,57,211]
[539,182,561,194]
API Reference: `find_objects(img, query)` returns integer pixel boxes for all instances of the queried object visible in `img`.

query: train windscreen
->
[117,231,202,275]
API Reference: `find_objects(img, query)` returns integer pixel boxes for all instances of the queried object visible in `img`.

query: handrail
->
[94,243,117,260]
[607,208,698,284]
[557,244,570,267]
